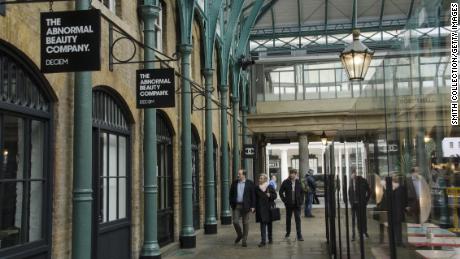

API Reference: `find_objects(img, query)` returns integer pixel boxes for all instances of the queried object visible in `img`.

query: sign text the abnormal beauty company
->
[136,68,175,108]
[41,9,101,73]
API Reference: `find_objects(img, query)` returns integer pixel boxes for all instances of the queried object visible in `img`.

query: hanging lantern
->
[321,131,328,146]
[340,30,374,81]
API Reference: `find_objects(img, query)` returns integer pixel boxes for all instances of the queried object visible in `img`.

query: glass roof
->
[254,0,418,30]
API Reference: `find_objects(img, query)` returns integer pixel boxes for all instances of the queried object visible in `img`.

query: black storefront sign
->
[136,68,175,108]
[243,145,256,159]
[41,9,101,73]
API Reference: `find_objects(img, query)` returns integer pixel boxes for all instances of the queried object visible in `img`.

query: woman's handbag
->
[270,204,281,221]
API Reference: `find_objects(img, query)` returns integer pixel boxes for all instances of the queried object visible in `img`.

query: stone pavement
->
[163,207,330,259]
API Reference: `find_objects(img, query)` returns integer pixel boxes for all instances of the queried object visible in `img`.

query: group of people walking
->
[229,168,316,247]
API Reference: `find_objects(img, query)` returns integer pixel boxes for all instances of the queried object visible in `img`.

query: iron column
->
[72,0,93,258]
[241,82,249,171]
[140,1,161,258]
[179,44,196,248]
[220,84,232,225]
[232,95,240,179]
[203,68,218,234]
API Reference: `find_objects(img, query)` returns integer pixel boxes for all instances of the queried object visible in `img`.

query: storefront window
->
[0,46,51,257]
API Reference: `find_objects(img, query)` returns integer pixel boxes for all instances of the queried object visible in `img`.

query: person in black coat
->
[229,169,256,247]
[348,170,371,241]
[255,173,277,247]
[279,169,304,241]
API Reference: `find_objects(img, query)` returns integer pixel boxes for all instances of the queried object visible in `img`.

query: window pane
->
[1,116,24,180]
[30,121,44,179]
[108,179,117,221]
[109,134,117,177]
[102,133,108,222]
[119,137,126,177]
[118,178,126,219]
[29,181,43,242]
[0,182,23,248]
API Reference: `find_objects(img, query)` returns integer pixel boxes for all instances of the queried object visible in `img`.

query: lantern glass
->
[340,30,374,81]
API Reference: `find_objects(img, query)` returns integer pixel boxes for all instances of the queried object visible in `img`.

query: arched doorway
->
[92,87,133,259]
[157,110,174,246]
[191,125,200,230]
[0,40,55,259]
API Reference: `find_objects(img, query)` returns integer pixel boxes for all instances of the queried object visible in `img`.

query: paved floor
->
[163,201,416,259]
[164,208,330,259]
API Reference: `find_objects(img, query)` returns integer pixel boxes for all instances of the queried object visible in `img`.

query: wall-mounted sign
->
[269,160,280,169]
[136,68,175,108]
[41,9,101,73]
[243,145,256,159]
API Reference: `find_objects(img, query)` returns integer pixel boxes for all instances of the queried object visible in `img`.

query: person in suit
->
[229,169,256,247]
[279,169,304,241]
[349,169,371,241]
[255,173,277,247]
[390,175,407,246]
[406,167,422,223]
[303,169,317,217]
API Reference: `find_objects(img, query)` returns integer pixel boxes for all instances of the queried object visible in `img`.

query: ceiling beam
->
[254,0,279,24]
[297,0,302,47]
[407,0,415,22]
[379,0,385,29]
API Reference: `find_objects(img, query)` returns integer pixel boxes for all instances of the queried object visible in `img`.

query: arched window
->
[0,41,54,258]
[92,87,132,259]
[157,110,174,246]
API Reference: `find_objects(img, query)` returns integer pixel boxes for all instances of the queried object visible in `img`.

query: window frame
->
[0,41,54,259]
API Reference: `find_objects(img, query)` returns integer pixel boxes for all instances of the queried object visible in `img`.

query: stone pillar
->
[280,149,289,181]
[299,134,309,177]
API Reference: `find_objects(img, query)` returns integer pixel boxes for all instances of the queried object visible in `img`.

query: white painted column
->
[361,142,367,179]
[338,145,343,200]
[280,149,289,181]
[266,144,270,175]
[345,142,350,182]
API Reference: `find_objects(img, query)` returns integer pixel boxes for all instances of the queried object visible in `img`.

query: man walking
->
[230,169,256,247]
[279,169,304,241]
[348,169,371,241]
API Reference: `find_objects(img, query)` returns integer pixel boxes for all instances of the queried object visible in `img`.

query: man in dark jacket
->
[348,170,371,241]
[229,169,256,247]
[279,169,304,241]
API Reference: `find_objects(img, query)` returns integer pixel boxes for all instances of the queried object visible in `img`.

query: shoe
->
[285,233,290,238]
[297,236,304,241]
[235,235,242,244]
[364,233,369,238]
[268,239,273,244]
[258,242,266,247]
[351,236,356,241]
[242,242,247,247]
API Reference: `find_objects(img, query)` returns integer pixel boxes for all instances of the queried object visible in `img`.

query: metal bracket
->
[108,22,177,71]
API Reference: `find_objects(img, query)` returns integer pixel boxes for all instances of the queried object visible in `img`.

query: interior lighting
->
[424,134,431,143]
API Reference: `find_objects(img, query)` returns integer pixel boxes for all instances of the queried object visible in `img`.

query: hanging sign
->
[40,9,101,73]
[136,68,175,108]
[243,145,256,159]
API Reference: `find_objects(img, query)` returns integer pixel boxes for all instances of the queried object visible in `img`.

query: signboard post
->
[243,144,256,159]
[41,9,101,73]
[136,68,175,109]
